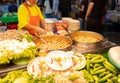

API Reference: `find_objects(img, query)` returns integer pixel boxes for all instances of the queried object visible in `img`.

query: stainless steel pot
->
[33,35,73,51]
[69,31,107,52]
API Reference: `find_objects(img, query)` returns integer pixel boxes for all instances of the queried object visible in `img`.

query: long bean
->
[103,63,117,74]
[99,73,113,82]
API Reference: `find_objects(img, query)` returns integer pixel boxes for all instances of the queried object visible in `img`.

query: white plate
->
[46,50,73,71]
[27,57,50,77]
[71,52,86,70]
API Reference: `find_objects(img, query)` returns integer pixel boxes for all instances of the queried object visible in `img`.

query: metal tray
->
[0,63,27,77]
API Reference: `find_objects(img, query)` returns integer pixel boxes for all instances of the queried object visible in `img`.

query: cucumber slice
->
[12,57,34,65]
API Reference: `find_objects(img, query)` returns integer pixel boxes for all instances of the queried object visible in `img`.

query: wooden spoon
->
[35,33,47,44]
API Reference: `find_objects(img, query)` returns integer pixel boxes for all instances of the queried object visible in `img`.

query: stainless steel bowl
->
[69,31,105,52]
[33,35,72,51]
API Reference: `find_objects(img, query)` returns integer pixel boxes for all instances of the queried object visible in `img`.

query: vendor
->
[18,0,48,35]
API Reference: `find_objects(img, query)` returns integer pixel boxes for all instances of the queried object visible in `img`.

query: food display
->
[0,38,37,64]
[0,18,119,83]
[0,69,87,83]
[84,54,120,83]
[26,50,87,82]
[70,31,103,43]
[34,35,72,50]
[0,30,31,41]
[27,50,86,77]
[0,30,38,65]
[1,52,120,83]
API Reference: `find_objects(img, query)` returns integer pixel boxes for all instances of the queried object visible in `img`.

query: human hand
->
[38,28,47,36]
[35,27,47,36]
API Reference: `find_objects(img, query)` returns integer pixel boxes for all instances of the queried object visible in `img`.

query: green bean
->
[107,79,113,83]
[86,58,90,72]
[93,68,106,75]
[118,75,120,78]
[91,57,105,64]
[85,54,91,58]
[86,55,91,59]
[106,82,112,83]
[99,71,110,78]
[99,73,113,82]
[90,55,101,61]
[118,78,120,83]
[90,69,93,74]
[84,70,94,82]
[103,63,117,74]
[111,77,118,83]
[92,66,104,73]
[90,63,94,67]
[104,61,118,72]
[94,81,99,83]
[89,74,94,82]
[86,54,97,59]
[93,64,102,68]
[93,75,99,81]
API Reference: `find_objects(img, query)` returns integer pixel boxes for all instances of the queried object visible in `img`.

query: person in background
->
[71,0,88,30]
[37,0,45,13]
[0,1,4,17]
[71,0,81,19]
[8,1,18,12]
[59,0,71,17]
[78,0,88,30]
[52,0,59,17]
[18,0,48,35]
[44,0,53,18]
[85,0,109,34]
[109,0,116,10]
